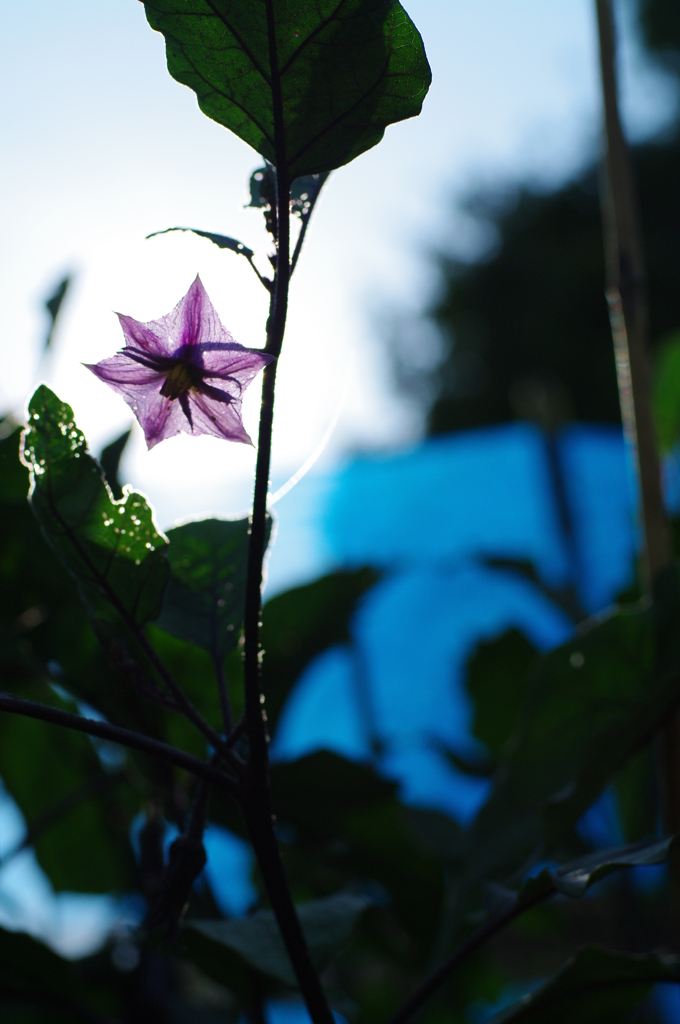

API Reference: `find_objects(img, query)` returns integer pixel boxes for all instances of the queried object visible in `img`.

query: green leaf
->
[270,750,397,839]
[290,172,330,217]
[262,568,379,733]
[0,691,137,892]
[147,225,255,260]
[466,628,538,759]
[155,515,271,659]
[654,329,680,451]
[187,891,372,988]
[143,0,431,177]
[0,925,123,1022]
[466,569,680,884]
[492,946,679,1024]
[21,386,169,626]
[518,835,678,907]
[269,752,444,948]
[248,165,330,240]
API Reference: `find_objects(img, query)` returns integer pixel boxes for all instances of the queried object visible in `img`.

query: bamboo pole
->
[595,0,680,832]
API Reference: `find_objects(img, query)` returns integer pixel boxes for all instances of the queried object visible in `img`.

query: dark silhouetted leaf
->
[493,946,680,1024]
[143,0,431,177]
[43,275,72,352]
[466,628,538,758]
[156,516,271,659]
[21,386,169,626]
[248,165,330,238]
[271,751,396,838]
[0,924,124,1022]
[188,891,371,987]
[466,568,680,884]
[262,568,379,732]
[147,225,254,260]
[270,752,444,948]
[98,427,132,502]
[517,835,678,909]
[0,699,137,892]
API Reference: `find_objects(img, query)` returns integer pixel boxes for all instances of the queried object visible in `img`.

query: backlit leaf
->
[143,0,431,177]
[155,515,271,659]
[21,386,169,626]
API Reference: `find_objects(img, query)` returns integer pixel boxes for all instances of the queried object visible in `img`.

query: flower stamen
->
[160,362,200,400]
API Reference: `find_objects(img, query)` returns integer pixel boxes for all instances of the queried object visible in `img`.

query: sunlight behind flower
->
[1,0,676,529]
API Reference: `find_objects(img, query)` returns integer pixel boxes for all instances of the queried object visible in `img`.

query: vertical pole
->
[595,0,680,832]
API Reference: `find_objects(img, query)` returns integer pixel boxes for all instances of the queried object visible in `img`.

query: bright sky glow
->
[1,1,676,529]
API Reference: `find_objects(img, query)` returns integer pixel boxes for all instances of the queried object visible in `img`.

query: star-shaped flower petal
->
[86,276,274,449]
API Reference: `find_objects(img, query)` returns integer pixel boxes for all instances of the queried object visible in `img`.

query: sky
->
[1,0,677,529]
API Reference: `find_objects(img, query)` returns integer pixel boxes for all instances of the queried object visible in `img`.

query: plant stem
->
[594,0,680,833]
[0,691,237,792]
[241,789,336,1024]
[238,7,335,1023]
[213,652,234,736]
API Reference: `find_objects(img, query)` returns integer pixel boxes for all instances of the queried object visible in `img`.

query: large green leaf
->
[261,568,379,732]
[187,891,371,988]
[0,687,138,892]
[155,515,271,659]
[465,570,680,884]
[21,386,169,626]
[143,0,431,177]
[492,946,679,1024]
[270,752,444,950]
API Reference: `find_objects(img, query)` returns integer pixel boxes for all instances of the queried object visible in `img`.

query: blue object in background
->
[557,426,637,613]
[272,424,680,828]
[257,1002,346,1024]
[273,562,571,821]
[203,826,257,918]
[326,424,571,588]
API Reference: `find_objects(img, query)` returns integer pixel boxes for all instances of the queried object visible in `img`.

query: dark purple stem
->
[0,691,237,792]
[239,7,334,1024]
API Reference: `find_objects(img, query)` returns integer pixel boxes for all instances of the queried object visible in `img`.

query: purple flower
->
[86,276,274,449]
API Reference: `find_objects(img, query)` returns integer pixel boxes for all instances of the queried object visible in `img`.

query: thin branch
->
[290,173,329,275]
[246,253,274,292]
[226,715,245,749]
[0,692,238,795]
[595,0,670,585]
[595,0,680,835]
[388,887,551,1024]
[213,651,234,737]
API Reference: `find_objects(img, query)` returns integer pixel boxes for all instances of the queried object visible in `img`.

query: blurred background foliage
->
[2,1,680,1023]
[390,0,680,444]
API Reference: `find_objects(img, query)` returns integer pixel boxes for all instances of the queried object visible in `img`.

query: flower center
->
[160,362,200,400]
